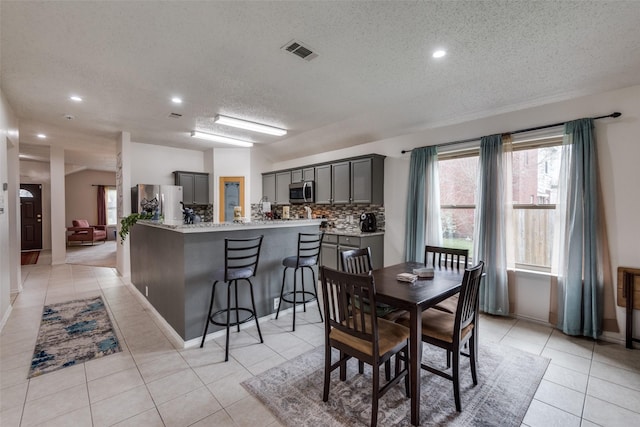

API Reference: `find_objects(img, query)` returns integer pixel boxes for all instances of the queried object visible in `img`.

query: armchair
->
[67,219,107,245]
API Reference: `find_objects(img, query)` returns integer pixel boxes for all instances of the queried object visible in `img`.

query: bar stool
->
[200,235,264,362]
[276,232,324,331]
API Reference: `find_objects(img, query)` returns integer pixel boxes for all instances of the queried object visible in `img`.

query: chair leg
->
[276,268,287,319]
[234,280,241,333]
[225,282,232,362]
[310,266,323,322]
[200,281,218,348]
[403,348,411,398]
[453,348,461,412]
[359,361,364,374]
[300,267,307,313]
[385,360,391,381]
[247,279,264,344]
[447,350,451,368]
[371,362,380,427]
[292,268,298,331]
[340,351,347,381]
[469,335,478,385]
[323,344,332,402]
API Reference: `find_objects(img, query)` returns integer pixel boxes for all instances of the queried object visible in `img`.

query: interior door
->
[20,183,43,250]
[219,177,245,222]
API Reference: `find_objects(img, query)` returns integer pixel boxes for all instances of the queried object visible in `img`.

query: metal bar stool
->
[276,232,324,331]
[200,235,264,362]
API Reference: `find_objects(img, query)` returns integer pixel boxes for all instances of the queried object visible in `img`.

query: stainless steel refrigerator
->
[131,184,183,225]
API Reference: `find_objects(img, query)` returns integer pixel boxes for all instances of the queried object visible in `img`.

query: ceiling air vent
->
[168,112,182,118]
[282,39,318,61]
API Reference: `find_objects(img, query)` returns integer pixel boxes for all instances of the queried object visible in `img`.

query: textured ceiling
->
[2,1,640,171]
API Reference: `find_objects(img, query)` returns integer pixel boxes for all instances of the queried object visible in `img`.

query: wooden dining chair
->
[425,246,470,314]
[320,266,410,427]
[397,261,484,412]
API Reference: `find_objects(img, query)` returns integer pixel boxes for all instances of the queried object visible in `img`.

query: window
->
[438,137,562,271]
[106,187,117,225]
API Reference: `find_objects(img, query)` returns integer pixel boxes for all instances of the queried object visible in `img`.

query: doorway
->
[219,177,245,222]
[20,183,43,250]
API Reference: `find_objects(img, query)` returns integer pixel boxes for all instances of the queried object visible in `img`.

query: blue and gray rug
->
[29,296,121,378]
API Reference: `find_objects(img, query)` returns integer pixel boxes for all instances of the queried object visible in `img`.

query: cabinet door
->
[315,164,332,205]
[262,173,276,203]
[350,157,372,204]
[291,170,303,183]
[193,174,209,204]
[176,172,195,204]
[303,168,315,182]
[275,171,291,204]
[320,243,338,269]
[332,161,351,204]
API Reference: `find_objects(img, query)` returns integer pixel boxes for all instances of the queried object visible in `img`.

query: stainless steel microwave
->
[289,181,315,204]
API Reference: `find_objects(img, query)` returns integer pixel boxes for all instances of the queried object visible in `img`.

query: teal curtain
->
[556,118,602,338]
[474,134,509,315]
[405,146,441,262]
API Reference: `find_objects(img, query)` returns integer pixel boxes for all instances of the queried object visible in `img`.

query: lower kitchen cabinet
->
[320,233,384,270]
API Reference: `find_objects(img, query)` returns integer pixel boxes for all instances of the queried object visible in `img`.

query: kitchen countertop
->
[321,229,385,237]
[137,219,323,233]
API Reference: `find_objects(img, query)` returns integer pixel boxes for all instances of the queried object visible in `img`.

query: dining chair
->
[425,246,470,314]
[397,261,484,412]
[320,266,410,427]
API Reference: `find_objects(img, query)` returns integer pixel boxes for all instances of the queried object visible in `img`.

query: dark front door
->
[20,183,43,250]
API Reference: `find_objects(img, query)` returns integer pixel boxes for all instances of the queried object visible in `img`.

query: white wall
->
[65,169,116,226]
[265,84,640,343]
[131,142,204,186]
[0,89,19,327]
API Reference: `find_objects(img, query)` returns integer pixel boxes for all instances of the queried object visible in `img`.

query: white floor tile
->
[582,395,640,426]
[586,376,640,413]
[523,399,581,427]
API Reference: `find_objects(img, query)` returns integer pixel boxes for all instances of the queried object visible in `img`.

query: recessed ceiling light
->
[69,95,83,102]
[190,131,254,147]
[37,133,46,139]
[171,97,183,104]
[214,115,287,136]
[432,49,447,58]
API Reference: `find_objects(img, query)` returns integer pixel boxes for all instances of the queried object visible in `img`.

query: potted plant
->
[119,212,153,244]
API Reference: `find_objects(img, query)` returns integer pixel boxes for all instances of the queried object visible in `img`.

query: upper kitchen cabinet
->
[262,173,276,203]
[291,167,315,183]
[351,156,384,204]
[331,161,351,204]
[174,171,209,204]
[275,171,291,204]
[315,164,332,205]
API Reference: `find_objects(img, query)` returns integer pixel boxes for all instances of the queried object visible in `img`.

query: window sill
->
[510,268,555,279]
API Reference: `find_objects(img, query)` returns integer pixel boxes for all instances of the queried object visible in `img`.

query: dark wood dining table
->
[372,262,464,426]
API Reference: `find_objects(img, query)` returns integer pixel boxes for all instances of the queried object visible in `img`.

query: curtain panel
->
[473,134,511,315]
[405,146,442,262]
[97,185,106,226]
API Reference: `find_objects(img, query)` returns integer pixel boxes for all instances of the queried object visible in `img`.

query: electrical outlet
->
[145,286,148,297]
[273,297,280,310]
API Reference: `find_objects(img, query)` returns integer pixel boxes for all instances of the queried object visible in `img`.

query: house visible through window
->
[438,136,562,271]
[106,187,117,225]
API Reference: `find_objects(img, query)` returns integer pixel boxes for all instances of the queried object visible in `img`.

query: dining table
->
[373,261,464,426]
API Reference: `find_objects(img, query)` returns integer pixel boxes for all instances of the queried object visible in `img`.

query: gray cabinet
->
[315,164,332,205]
[262,173,276,203]
[291,167,315,183]
[174,171,209,204]
[331,161,351,204]
[275,171,291,204]
[321,233,384,270]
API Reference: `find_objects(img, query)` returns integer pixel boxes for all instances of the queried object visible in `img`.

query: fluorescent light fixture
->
[214,115,287,136]
[190,131,253,147]
[69,95,83,102]
[432,49,447,58]
[36,133,46,139]
[171,97,182,104]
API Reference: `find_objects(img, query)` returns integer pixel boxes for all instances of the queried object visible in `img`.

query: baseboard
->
[0,304,13,332]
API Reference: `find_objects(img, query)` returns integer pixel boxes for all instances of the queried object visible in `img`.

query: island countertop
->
[137,218,323,233]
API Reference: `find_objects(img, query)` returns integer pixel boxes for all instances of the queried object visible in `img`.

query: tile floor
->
[1,260,639,426]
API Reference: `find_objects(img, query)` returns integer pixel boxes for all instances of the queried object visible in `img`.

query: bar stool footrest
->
[281,290,318,305]
[209,307,257,327]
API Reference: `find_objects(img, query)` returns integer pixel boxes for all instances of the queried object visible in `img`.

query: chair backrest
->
[454,261,484,334]
[295,232,324,267]
[340,247,373,274]
[224,236,264,281]
[320,266,379,354]
[73,219,90,228]
[425,245,469,270]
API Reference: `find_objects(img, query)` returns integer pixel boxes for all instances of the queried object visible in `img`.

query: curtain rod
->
[91,184,112,187]
[400,112,621,154]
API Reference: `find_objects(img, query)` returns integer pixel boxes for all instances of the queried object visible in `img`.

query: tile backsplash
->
[250,203,385,233]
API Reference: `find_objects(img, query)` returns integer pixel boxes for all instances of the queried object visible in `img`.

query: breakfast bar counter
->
[129,220,322,343]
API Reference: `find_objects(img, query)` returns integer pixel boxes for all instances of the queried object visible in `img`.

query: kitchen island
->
[129,219,323,343]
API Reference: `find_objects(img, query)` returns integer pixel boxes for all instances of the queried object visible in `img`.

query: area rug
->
[21,251,40,265]
[242,343,549,426]
[28,296,121,378]
[66,240,116,268]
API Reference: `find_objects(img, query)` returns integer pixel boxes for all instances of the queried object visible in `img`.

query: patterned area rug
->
[21,251,40,265]
[29,296,121,378]
[242,343,549,426]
